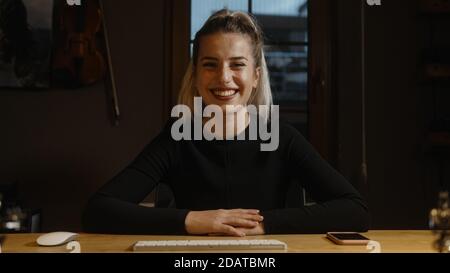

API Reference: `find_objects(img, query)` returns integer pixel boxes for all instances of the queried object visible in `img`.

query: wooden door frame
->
[163,0,191,119]
[309,0,338,165]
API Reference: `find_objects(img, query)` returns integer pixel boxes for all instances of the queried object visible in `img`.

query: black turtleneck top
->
[82,119,369,234]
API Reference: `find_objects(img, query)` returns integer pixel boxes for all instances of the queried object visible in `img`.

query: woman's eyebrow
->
[200,57,218,61]
[200,56,248,61]
[230,56,248,61]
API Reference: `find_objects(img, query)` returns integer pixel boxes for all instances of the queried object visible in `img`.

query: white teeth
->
[212,90,237,97]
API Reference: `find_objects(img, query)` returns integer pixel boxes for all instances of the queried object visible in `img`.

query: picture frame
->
[0,0,53,89]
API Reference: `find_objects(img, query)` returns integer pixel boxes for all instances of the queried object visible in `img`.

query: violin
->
[52,0,105,87]
[53,0,120,125]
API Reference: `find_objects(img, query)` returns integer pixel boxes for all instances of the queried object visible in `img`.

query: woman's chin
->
[207,99,240,109]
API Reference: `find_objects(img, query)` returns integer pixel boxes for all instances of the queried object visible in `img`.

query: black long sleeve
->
[82,122,190,234]
[261,126,369,233]
[83,120,369,234]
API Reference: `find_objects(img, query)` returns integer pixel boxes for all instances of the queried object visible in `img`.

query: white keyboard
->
[133,239,287,251]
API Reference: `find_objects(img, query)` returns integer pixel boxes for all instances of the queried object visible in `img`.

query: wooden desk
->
[0,230,439,253]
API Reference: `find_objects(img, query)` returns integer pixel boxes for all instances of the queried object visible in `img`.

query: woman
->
[82,9,369,236]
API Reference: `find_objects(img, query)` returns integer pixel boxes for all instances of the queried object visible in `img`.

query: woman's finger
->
[223,216,259,228]
[218,224,245,237]
[230,213,264,222]
[232,209,260,215]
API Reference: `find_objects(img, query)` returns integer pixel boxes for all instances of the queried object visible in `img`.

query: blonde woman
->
[83,9,369,236]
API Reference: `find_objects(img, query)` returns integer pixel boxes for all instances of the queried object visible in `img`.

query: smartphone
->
[326,232,371,245]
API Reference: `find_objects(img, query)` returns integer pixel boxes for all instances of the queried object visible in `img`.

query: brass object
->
[429,192,450,253]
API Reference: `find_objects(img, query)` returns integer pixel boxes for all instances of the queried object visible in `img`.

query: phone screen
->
[328,233,369,240]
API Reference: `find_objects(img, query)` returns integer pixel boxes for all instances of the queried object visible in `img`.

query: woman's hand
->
[236,222,265,236]
[185,209,263,237]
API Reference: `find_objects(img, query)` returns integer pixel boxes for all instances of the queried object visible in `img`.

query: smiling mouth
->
[210,89,238,100]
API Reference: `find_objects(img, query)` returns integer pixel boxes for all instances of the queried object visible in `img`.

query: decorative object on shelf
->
[0,181,41,233]
[424,64,450,79]
[0,0,54,88]
[429,191,450,253]
[0,205,26,232]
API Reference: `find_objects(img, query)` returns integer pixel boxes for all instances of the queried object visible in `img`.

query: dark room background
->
[0,0,449,231]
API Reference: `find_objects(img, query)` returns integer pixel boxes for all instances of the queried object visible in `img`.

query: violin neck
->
[76,1,87,32]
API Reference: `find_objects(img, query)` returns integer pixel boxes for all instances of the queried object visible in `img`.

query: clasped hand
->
[185,209,265,237]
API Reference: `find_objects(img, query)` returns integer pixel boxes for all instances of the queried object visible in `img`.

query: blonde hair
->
[177,9,273,119]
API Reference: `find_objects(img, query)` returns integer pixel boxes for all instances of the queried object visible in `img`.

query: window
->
[168,0,335,162]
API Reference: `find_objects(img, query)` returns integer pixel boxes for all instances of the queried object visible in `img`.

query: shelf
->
[419,0,450,14]
[419,48,450,83]
[423,63,450,80]
[425,132,450,157]
[418,62,450,85]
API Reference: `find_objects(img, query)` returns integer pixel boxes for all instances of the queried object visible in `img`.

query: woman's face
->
[195,32,260,111]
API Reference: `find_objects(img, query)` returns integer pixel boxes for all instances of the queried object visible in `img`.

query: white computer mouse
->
[36,232,79,246]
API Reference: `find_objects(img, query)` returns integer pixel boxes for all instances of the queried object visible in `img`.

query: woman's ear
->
[253,67,261,89]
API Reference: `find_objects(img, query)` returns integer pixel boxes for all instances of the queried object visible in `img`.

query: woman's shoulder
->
[275,118,312,157]
[140,118,180,153]
[278,118,307,140]
[155,117,183,139]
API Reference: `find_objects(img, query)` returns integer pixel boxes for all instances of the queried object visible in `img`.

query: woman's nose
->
[218,66,232,84]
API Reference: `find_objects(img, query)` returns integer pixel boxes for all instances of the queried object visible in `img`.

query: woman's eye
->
[202,62,216,68]
[231,63,246,68]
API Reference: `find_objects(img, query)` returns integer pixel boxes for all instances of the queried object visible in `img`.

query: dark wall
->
[336,0,444,228]
[0,0,166,231]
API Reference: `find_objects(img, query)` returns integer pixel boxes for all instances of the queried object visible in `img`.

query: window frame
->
[164,0,337,164]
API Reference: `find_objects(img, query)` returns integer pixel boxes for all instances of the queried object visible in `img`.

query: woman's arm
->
[261,125,370,234]
[82,122,190,234]
[82,121,263,236]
